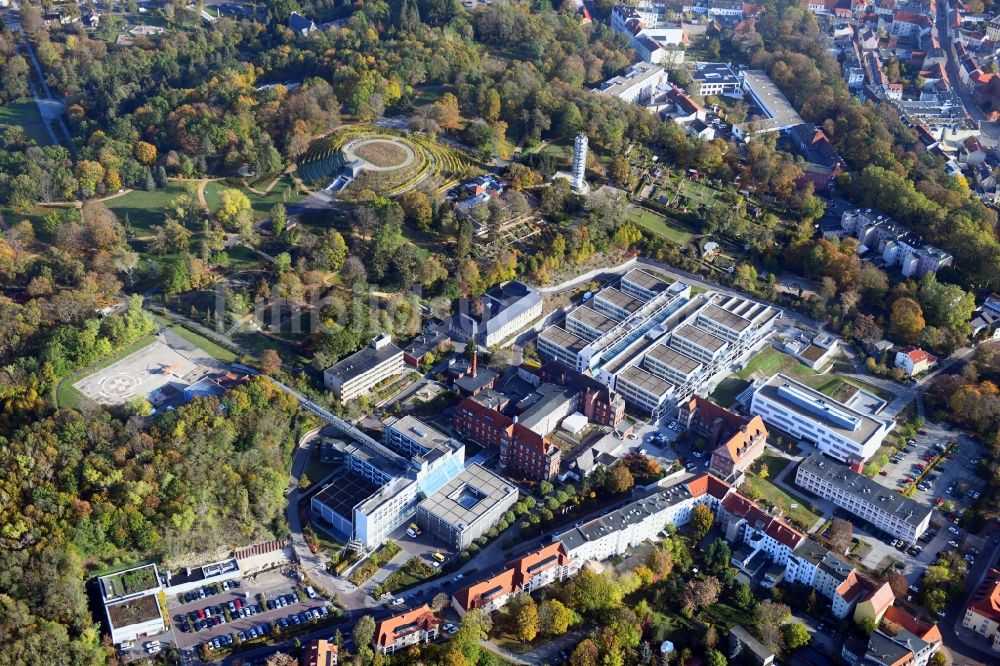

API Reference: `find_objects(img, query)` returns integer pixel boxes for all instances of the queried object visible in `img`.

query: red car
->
[934,498,945,506]
[234,599,242,610]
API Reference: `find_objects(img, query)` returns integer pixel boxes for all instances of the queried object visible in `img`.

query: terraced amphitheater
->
[298,125,476,201]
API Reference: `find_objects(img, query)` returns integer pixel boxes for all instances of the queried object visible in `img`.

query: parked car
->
[391,598,404,607]
[949,526,960,535]
[306,586,317,599]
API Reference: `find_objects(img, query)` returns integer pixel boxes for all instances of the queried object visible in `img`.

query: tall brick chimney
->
[471,348,477,378]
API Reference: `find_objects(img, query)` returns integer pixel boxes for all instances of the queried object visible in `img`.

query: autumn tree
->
[609,155,632,186]
[605,463,634,494]
[646,545,674,580]
[509,593,539,642]
[682,576,722,613]
[569,638,599,666]
[690,504,715,541]
[259,349,282,375]
[432,592,450,612]
[134,141,158,165]
[353,614,376,652]
[400,190,434,231]
[435,93,462,131]
[828,518,853,553]
[539,598,574,636]
[570,568,623,615]
[890,297,925,344]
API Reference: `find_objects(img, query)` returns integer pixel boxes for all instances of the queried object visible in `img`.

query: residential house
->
[854,582,896,625]
[894,347,937,376]
[962,568,1000,653]
[374,605,440,655]
[288,12,318,35]
[303,639,338,666]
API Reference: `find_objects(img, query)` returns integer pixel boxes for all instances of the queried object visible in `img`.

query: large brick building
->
[453,398,561,481]
[535,361,626,427]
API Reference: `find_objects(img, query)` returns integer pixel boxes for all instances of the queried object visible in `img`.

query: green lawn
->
[0,99,43,126]
[54,333,158,409]
[411,84,452,106]
[106,185,197,235]
[744,456,820,532]
[205,177,304,217]
[626,207,695,245]
[167,323,238,364]
[709,376,750,408]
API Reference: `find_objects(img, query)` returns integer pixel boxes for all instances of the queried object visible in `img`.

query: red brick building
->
[536,361,626,428]
[453,398,561,481]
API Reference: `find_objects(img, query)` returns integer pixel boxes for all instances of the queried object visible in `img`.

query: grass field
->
[709,376,750,408]
[745,455,820,530]
[105,185,196,235]
[205,177,305,216]
[627,206,695,245]
[0,99,50,145]
[166,323,238,364]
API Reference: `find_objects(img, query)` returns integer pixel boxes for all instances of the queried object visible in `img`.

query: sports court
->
[73,340,208,406]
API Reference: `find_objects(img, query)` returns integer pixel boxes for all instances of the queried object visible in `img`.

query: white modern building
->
[98,564,167,646]
[596,62,668,104]
[324,333,405,403]
[795,453,932,542]
[750,374,892,464]
[311,417,465,549]
[691,62,742,97]
[416,464,518,551]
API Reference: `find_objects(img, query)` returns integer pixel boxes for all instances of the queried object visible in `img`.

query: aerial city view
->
[5,0,1000,664]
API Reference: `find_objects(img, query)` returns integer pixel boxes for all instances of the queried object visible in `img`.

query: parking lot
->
[167,570,329,651]
[878,423,984,519]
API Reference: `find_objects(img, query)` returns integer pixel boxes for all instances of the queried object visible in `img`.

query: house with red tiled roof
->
[854,581,896,625]
[375,605,440,655]
[451,568,517,617]
[894,346,937,376]
[451,542,577,616]
[962,568,1000,653]
[717,490,804,566]
[303,638,338,666]
[710,415,767,480]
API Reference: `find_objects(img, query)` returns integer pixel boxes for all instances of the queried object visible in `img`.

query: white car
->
[118,641,134,651]
[453,574,464,582]
[144,641,160,649]
[431,561,441,569]
[146,645,161,655]
[391,598,405,606]
[692,451,702,458]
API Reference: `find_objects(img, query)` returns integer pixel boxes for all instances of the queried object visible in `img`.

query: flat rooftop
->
[325,342,402,382]
[699,304,753,332]
[693,62,740,85]
[556,478,695,553]
[617,365,674,398]
[644,344,703,376]
[798,453,932,529]
[313,470,382,520]
[539,326,588,354]
[596,287,647,315]
[418,464,517,528]
[622,268,671,294]
[739,69,804,132]
[568,305,618,335]
[597,62,665,97]
[107,594,163,630]
[754,374,887,446]
[672,323,727,353]
[386,415,454,452]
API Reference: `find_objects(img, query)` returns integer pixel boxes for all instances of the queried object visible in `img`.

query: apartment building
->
[795,453,932,542]
[962,568,1000,653]
[324,333,405,403]
[717,492,803,566]
[303,639,338,666]
[375,605,440,654]
[452,542,578,616]
[750,374,892,464]
[709,416,768,480]
[555,474,731,562]
[840,209,953,278]
[452,398,561,481]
